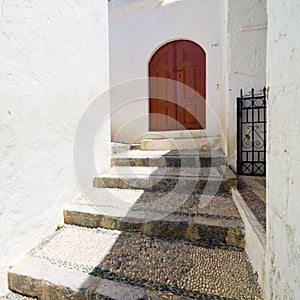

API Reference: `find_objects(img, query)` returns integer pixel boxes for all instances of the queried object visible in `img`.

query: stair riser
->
[130,144,141,150]
[64,210,245,249]
[8,271,197,300]
[111,156,226,168]
[8,263,167,300]
[140,130,208,140]
[8,273,87,300]
[93,177,236,194]
[141,137,222,151]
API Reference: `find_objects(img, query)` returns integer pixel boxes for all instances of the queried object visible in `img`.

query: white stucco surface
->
[0,0,110,294]
[225,0,267,170]
[265,0,300,298]
[109,0,225,144]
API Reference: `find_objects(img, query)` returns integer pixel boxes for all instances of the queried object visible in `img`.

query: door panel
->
[175,40,206,129]
[149,43,176,131]
[149,40,206,131]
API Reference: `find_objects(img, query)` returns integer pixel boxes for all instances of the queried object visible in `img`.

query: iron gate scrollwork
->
[237,88,267,176]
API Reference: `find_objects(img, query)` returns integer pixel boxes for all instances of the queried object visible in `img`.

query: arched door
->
[149,40,206,131]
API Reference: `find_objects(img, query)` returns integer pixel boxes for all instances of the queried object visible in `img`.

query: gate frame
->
[237,87,267,176]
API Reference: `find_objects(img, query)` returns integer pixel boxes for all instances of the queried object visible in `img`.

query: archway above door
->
[149,40,206,131]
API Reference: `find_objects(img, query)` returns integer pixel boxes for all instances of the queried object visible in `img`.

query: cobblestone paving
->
[29,225,261,300]
[131,192,241,220]
[237,176,266,229]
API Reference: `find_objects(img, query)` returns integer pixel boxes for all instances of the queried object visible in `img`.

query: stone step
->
[93,166,236,194]
[111,149,226,168]
[111,142,131,155]
[141,136,222,151]
[130,143,141,150]
[140,130,208,140]
[64,188,245,249]
[8,225,262,299]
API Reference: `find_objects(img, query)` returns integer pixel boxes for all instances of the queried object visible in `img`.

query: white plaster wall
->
[225,0,267,170]
[265,0,300,298]
[109,0,225,144]
[0,0,110,294]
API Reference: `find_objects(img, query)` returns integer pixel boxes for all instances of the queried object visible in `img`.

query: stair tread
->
[142,136,219,141]
[9,225,262,300]
[65,188,241,222]
[64,188,244,249]
[97,166,233,179]
[141,136,222,151]
[94,167,236,194]
[140,130,209,139]
[112,149,226,159]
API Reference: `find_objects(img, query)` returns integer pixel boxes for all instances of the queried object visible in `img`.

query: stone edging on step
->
[232,189,266,292]
[64,210,245,249]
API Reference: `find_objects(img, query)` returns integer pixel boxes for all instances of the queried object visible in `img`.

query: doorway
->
[149,40,206,131]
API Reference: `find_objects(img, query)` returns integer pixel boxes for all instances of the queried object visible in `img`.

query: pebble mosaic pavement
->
[26,225,262,300]
[5,150,263,299]
[237,176,266,229]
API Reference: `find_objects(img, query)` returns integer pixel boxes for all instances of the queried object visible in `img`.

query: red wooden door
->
[149,40,206,131]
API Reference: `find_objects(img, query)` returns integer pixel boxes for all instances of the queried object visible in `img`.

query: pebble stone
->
[131,191,241,220]
[237,176,266,229]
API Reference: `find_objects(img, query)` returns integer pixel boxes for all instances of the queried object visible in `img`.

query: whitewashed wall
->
[265,0,300,298]
[109,0,225,143]
[0,0,110,294]
[225,0,267,170]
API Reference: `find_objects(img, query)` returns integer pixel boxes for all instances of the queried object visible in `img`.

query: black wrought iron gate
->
[237,88,267,176]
